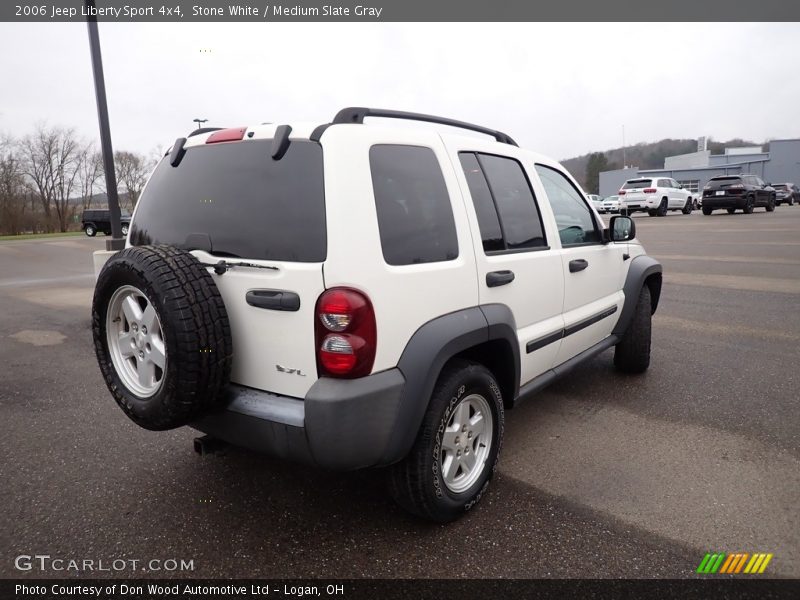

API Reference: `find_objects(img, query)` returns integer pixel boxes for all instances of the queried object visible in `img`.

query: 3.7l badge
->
[275,365,307,377]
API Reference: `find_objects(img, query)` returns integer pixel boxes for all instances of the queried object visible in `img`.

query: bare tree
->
[19,125,82,232]
[0,135,29,235]
[114,150,152,210]
[77,144,103,210]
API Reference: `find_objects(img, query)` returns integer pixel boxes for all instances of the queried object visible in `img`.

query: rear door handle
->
[486,270,515,287]
[569,259,589,273]
[246,290,300,312]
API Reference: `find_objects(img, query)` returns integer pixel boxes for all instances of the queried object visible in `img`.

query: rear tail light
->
[618,190,626,195]
[643,188,657,194]
[315,288,376,378]
[206,127,247,144]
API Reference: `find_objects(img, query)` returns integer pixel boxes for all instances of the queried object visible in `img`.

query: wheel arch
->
[382,304,519,464]
[612,255,662,336]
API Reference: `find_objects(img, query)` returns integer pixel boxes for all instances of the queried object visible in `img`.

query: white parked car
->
[586,194,603,212]
[618,177,694,216]
[91,107,662,522]
[601,195,621,214]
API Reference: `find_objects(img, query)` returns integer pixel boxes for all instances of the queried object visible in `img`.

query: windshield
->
[130,140,326,262]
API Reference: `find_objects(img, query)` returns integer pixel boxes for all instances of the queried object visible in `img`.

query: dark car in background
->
[81,209,131,237]
[773,182,799,206]
[701,174,776,215]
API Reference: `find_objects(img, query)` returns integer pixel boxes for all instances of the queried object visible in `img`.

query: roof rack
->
[331,107,518,147]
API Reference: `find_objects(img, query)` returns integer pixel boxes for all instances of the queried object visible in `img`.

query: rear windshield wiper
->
[199,259,279,275]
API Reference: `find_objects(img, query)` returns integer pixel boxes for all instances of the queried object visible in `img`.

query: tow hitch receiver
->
[193,435,229,456]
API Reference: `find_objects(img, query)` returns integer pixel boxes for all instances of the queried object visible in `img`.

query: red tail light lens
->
[206,127,247,144]
[315,288,376,378]
[643,188,657,194]
[618,190,626,195]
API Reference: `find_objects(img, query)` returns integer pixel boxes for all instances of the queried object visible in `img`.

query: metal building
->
[599,139,800,197]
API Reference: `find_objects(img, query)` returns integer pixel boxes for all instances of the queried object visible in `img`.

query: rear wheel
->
[648,209,658,217]
[702,207,713,215]
[727,208,736,214]
[388,360,504,522]
[121,224,129,236]
[614,286,652,374]
[84,224,96,237]
[789,197,795,206]
[743,196,755,214]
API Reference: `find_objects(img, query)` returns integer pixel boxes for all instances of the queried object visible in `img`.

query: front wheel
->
[682,198,693,214]
[614,285,652,374]
[702,207,713,215]
[766,196,775,212]
[388,360,504,522]
[657,198,668,217]
[727,208,736,214]
[84,224,96,237]
[121,224,129,236]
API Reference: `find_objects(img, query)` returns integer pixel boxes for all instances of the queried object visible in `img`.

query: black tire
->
[765,196,775,212]
[614,285,652,374]
[388,360,504,522]
[789,197,795,206]
[648,209,658,217]
[682,198,693,215]
[743,196,755,214]
[727,208,736,214]
[121,224,129,236]
[92,245,233,431]
[657,197,668,217]
[702,207,713,215]
[84,224,97,237]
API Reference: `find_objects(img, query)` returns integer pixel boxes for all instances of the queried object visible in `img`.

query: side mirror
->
[609,215,636,242]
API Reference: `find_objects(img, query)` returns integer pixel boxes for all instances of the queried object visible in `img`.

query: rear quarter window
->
[370,145,458,266]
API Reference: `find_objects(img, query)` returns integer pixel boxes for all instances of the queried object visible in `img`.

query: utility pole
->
[622,125,626,169]
[85,0,124,251]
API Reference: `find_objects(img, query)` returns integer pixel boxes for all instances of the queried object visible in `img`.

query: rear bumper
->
[702,195,746,209]
[620,197,658,212]
[191,369,406,470]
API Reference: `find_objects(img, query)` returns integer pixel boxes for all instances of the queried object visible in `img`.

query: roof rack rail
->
[332,107,518,147]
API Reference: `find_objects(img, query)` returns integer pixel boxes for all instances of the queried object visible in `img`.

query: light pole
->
[193,118,208,130]
[85,0,124,251]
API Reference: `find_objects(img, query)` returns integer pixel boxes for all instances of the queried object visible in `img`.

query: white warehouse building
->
[599,139,800,198]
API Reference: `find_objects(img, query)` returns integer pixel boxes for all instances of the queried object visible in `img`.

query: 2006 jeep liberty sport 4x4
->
[92,108,662,522]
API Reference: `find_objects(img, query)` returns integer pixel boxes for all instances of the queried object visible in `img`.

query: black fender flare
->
[612,254,663,337]
[380,304,519,465]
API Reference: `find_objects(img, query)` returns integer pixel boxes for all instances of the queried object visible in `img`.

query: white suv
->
[619,177,695,216]
[92,108,662,522]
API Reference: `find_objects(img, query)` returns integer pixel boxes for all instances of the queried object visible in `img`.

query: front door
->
[532,165,627,366]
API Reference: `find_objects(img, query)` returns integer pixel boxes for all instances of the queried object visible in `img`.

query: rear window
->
[709,176,742,187]
[370,145,458,266]
[130,140,326,262]
[622,179,652,189]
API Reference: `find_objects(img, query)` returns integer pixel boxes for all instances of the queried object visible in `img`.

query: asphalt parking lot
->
[1,208,798,579]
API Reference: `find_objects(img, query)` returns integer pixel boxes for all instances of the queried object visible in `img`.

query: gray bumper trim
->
[226,385,305,428]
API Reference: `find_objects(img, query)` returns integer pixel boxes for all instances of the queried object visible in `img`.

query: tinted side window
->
[535,165,602,246]
[370,145,458,265]
[477,154,546,250]
[458,153,504,252]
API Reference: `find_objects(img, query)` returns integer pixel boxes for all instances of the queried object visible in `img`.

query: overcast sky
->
[1,22,798,161]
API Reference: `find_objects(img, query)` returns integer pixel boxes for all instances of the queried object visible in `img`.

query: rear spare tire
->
[92,245,233,430]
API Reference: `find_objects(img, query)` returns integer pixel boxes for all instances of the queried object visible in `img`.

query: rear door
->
[450,145,565,385]
[129,136,327,399]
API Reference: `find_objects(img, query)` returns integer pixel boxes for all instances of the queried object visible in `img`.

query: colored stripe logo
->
[697,552,773,574]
